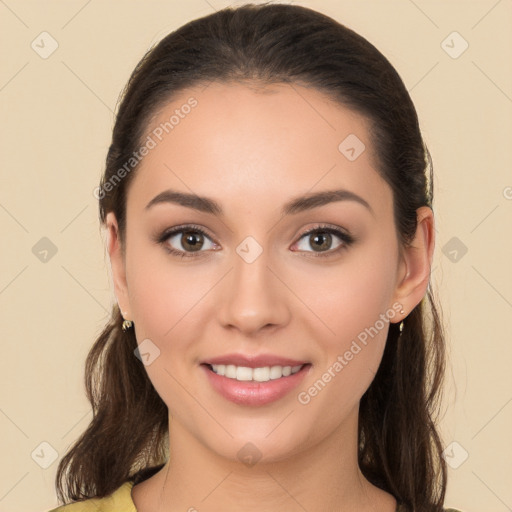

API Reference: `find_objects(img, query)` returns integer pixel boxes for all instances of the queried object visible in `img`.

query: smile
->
[209,363,304,382]
[201,360,312,406]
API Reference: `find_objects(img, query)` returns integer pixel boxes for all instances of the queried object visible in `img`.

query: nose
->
[217,247,291,336]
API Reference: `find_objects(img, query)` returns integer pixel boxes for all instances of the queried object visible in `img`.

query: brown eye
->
[180,231,205,252]
[308,232,332,252]
[158,225,217,257]
[296,229,344,253]
[292,225,355,257]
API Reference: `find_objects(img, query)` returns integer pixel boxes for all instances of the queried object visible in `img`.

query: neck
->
[134,406,396,512]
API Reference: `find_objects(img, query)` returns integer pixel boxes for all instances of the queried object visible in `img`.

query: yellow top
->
[48,481,136,512]
[48,481,462,512]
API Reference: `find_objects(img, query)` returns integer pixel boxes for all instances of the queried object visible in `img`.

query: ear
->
[391,206,435,322]
[106,212,132,320]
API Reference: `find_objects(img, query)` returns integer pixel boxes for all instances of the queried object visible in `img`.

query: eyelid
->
[156,223,216,243]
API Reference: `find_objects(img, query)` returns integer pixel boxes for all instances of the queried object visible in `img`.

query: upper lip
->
[202,353,309,368]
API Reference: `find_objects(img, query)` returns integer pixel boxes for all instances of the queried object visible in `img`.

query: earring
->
[398,308,405,334]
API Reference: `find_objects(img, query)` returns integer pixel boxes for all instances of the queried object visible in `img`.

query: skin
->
[106,81,434,512]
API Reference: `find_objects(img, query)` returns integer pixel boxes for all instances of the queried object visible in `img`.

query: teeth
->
[210,364,303,382]
[237,366,253,381]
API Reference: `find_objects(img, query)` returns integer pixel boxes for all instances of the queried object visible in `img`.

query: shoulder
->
[47,481,136,512]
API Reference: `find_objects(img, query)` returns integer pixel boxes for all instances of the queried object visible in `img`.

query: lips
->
[200,353,312,406]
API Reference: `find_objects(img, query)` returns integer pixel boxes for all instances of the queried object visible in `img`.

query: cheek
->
[124,244,213,409]
[294,236,398,401]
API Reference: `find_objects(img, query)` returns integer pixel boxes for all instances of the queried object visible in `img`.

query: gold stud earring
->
[398,308,405,334]
[122,314,133,331]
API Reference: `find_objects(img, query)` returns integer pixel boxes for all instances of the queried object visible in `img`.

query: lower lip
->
[201,364,311,406]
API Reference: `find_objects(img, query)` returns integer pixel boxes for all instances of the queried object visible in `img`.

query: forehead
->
[127,81,392,220]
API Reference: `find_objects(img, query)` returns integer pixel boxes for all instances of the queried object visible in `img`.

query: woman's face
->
[107,81,431,464]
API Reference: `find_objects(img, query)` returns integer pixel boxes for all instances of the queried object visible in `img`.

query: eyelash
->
[155,223,355,259]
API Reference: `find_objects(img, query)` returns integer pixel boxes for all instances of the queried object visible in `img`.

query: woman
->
[49,3,462,511]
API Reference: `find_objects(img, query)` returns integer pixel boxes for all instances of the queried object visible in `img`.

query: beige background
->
[1,0,511,511]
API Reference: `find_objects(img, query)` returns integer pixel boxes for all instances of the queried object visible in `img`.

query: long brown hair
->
[55,4,447,510]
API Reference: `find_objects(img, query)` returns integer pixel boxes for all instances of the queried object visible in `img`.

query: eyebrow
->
[145,188,374,217]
